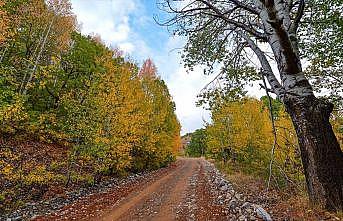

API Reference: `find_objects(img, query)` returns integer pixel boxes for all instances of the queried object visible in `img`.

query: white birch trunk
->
[19,22,50,94]
[22,18,54,95]
[256,1,313,98]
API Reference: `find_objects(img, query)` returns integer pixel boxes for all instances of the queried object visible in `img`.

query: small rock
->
[228,199,238,209]
[241,202,251,208]
[254,205,272,221]
[246,208,253,214]
[238,215,246,221]
[12,216,22,221]
[235,194,242,200]
[220,185,228,191]
[31,215,38,220]
[250,215,257,220]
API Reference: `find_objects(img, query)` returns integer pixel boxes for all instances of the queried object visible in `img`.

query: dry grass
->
[216,162,342,221]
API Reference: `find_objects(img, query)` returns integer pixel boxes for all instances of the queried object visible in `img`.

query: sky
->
[70,0,264,134]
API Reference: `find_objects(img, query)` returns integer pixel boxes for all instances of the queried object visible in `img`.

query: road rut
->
[101,158,201,221]
[35,158,230,221]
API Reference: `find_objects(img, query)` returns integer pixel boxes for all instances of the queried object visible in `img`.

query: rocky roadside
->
[1,159,273,221]
[174,164,200,220]
[174,158,272,221]
[202,160,272,221]
[0,165,174,221]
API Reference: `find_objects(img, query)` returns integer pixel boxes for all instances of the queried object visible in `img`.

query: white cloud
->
[70,0,139,49]
[118,42,135,54]
[166,64,212,134]
[70,1,269,135]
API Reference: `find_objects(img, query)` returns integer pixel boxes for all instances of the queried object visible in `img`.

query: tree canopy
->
[0,0,181,211]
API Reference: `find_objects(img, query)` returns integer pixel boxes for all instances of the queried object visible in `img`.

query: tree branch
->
[199,5,267,40]
[259,83,275,94]
[261,72,278,192]
[226,0,261,15]
[241,33,285,100]
[259,0,301,74]
[290,0,305,34]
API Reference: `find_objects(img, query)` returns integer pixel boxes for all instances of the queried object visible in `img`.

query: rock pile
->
[1,172,149,221]
[203,160,272,221]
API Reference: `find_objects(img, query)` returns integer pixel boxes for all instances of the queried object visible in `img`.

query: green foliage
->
[260,96,283,118]
[300,0,343,108]
[24,165,54,186]
[185,129,207,157]
[0,0,181,211]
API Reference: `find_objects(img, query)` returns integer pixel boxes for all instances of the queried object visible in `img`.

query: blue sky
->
[70,0,264,134]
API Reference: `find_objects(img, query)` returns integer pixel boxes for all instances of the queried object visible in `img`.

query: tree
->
[160,0,343,210]
[206,98,272,163]
[138,58,157,78]
[186,128,207,157]
[300,0,343,109]
[0,0,182,208]
[0,0,10,45]
[0,0,76,95]
[206,97,303,185]
[135,60,181,170]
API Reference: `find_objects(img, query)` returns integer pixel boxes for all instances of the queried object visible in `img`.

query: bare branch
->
[290,0,305,34]
[241,33,285,99]
[259,83,275,94]
[227,0,261,15]
[262,1,300,74]
[262,72,278,192]
[201,41,245,92]
[197,2,267,40]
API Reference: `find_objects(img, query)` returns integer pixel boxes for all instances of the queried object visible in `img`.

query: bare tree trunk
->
[19,22,50,93]
[22,18,54,95]
[285,95,343,211]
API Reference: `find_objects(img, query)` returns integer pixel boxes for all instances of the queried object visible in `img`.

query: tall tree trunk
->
[22,18,54,95]
[285,95,343,211]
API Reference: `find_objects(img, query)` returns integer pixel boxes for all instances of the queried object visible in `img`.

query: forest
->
[0,0,181,212]
[0,0,343,219]
[186,96,342,199]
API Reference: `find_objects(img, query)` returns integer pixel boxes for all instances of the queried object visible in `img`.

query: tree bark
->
[285,95,343,211]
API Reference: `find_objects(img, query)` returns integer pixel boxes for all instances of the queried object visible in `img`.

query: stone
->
[245,208,253,214]
[254,205,272,221]
[220,185,228,191]
[228,199,238,209]
[235,194,242,200]
[12,216,22,221]
[238,215,246,221]
[250,215,257,220]
[241,202,251,208]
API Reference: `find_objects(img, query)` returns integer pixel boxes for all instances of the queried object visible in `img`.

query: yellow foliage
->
[0,149,20,182]
[0,0,10,44]
[207,98,272,159]
[0,0,181,210]
[331,113,343,150]
[1,164,14,177]
[206,98,302,181]
[24,165,54,185]
[0,98,28,134]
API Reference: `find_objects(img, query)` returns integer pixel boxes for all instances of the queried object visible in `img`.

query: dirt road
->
[100,158,227,221]
[32,158,271,220]
[36,158,230,221]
